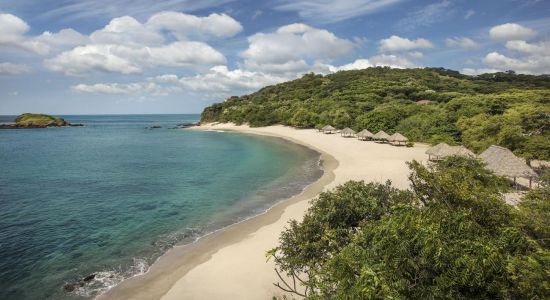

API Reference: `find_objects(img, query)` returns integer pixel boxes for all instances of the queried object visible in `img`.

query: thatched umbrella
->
[357,129,373,141]
[479,145,537,188]
[388,132,408,145]
[426,142,451,161]
[321,125,336,134]
[340,127,356,137]
[372,130,390,143]
[451,145,475,158]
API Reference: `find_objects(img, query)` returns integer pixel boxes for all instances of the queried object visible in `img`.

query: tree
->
[269,157,550,299]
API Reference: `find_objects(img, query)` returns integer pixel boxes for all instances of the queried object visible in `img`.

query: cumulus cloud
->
[72,82,162,94]
[45,41,226,76]
[72,65,290,96]
[274,0,405,24]
[0,13,88,55]
[379,35,433,52]
[43,11,243,76]
[460,68,500,76]
[0,62,31,75]
[147,12,242,39]
[179,65,290,92]
[489,23,537,42]
[483,51,550,74]
[505,40,550,55]
[445,37,479,50]
[241,23,355,73]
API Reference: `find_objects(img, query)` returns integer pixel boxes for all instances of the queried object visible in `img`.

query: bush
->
[269,157,549,299]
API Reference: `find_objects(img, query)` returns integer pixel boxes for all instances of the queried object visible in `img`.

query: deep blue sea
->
[0,114,322,299]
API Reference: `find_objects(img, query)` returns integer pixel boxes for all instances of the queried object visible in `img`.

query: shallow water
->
[0,115,322,299]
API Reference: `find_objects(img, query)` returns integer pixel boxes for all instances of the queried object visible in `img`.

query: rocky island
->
[0,113,82,129]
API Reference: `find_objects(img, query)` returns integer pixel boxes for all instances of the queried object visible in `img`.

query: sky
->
[0,0,549,114]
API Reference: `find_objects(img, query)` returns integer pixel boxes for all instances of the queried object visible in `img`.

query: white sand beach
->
[101,124,429,300]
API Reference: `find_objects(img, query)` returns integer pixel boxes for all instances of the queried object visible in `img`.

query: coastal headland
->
[101,123,429,300]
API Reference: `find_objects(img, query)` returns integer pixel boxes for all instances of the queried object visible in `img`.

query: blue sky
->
[1,0,549,114]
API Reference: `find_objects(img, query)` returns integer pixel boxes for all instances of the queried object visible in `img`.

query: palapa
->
[340,127,356,137]
[479,145,536,178]
[388,132,408,145]
[357,129,373,140]
[372,130,390,142]
[321,125,336,134]
[426,143,475,161]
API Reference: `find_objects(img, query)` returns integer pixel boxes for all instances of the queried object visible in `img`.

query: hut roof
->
[388,132,408,142]
[425,142,450,156]
[373,130,390,140]
[341,127,356,134]
[322,125,335,131]
[451,145,475,157]
[479,145,536,178]
[357,129,373,138]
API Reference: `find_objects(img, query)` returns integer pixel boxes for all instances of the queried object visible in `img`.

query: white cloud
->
[179,65,290,92]
[505,40,550,55]
[45,41,226,76]
[147,12,242,39]
[274,0,405,24]
[71,82,175,95]
[90,16,164,46]
[0,13,88,55]
[0,62,31,75]
[396,0,455,31]
[445,37,479,50]
[242,23,355,72]
[379,35,433,52]
[43,11,241,76]
[464,9,475,19]
[483,51,550,74]
[461,68,500,76]
[330,55,416,72]
[489,23,537,42]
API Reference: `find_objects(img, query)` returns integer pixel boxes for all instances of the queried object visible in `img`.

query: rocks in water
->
[176,122,200,129]
[83,274,96,282]
[63,273,96,293]
[146,125,162,129]
[0,113,82,129]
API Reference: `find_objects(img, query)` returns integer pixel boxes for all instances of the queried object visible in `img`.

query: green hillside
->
[201,67,550,160]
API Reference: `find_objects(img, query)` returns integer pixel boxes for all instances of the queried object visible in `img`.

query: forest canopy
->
[268,157,550,299]
[201,67,550,160]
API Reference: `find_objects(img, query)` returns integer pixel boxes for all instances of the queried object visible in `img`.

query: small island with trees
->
[0,113,82,129]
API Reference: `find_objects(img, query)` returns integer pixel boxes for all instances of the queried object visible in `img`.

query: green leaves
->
[270,157,550,299]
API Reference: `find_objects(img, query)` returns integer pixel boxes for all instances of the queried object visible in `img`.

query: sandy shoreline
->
[101,124,429,300]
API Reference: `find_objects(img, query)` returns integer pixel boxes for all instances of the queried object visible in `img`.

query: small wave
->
[66,258,149,298]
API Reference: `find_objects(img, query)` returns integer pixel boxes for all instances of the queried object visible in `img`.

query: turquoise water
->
[0,115,322,299]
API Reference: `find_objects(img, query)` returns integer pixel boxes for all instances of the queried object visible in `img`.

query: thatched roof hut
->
[340,127,356,137]
[452,145,475,158]
[426,143,475,161]
[388,132,408,145]
[321,125,336,134]
[426,142,450,156]
[372,130,390,142]
[357,129,373,140]
[479,145,536,179]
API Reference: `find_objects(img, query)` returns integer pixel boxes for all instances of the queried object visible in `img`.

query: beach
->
[102,123,429,300]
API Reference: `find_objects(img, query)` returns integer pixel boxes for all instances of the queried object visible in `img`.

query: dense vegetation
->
[14,113,68,127]
[268,157,550,299]
[201,68,550,160]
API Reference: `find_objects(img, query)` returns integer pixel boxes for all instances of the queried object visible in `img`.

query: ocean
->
[0,114,322,299]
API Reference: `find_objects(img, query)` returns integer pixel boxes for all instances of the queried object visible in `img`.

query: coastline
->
[101,124,429,299]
